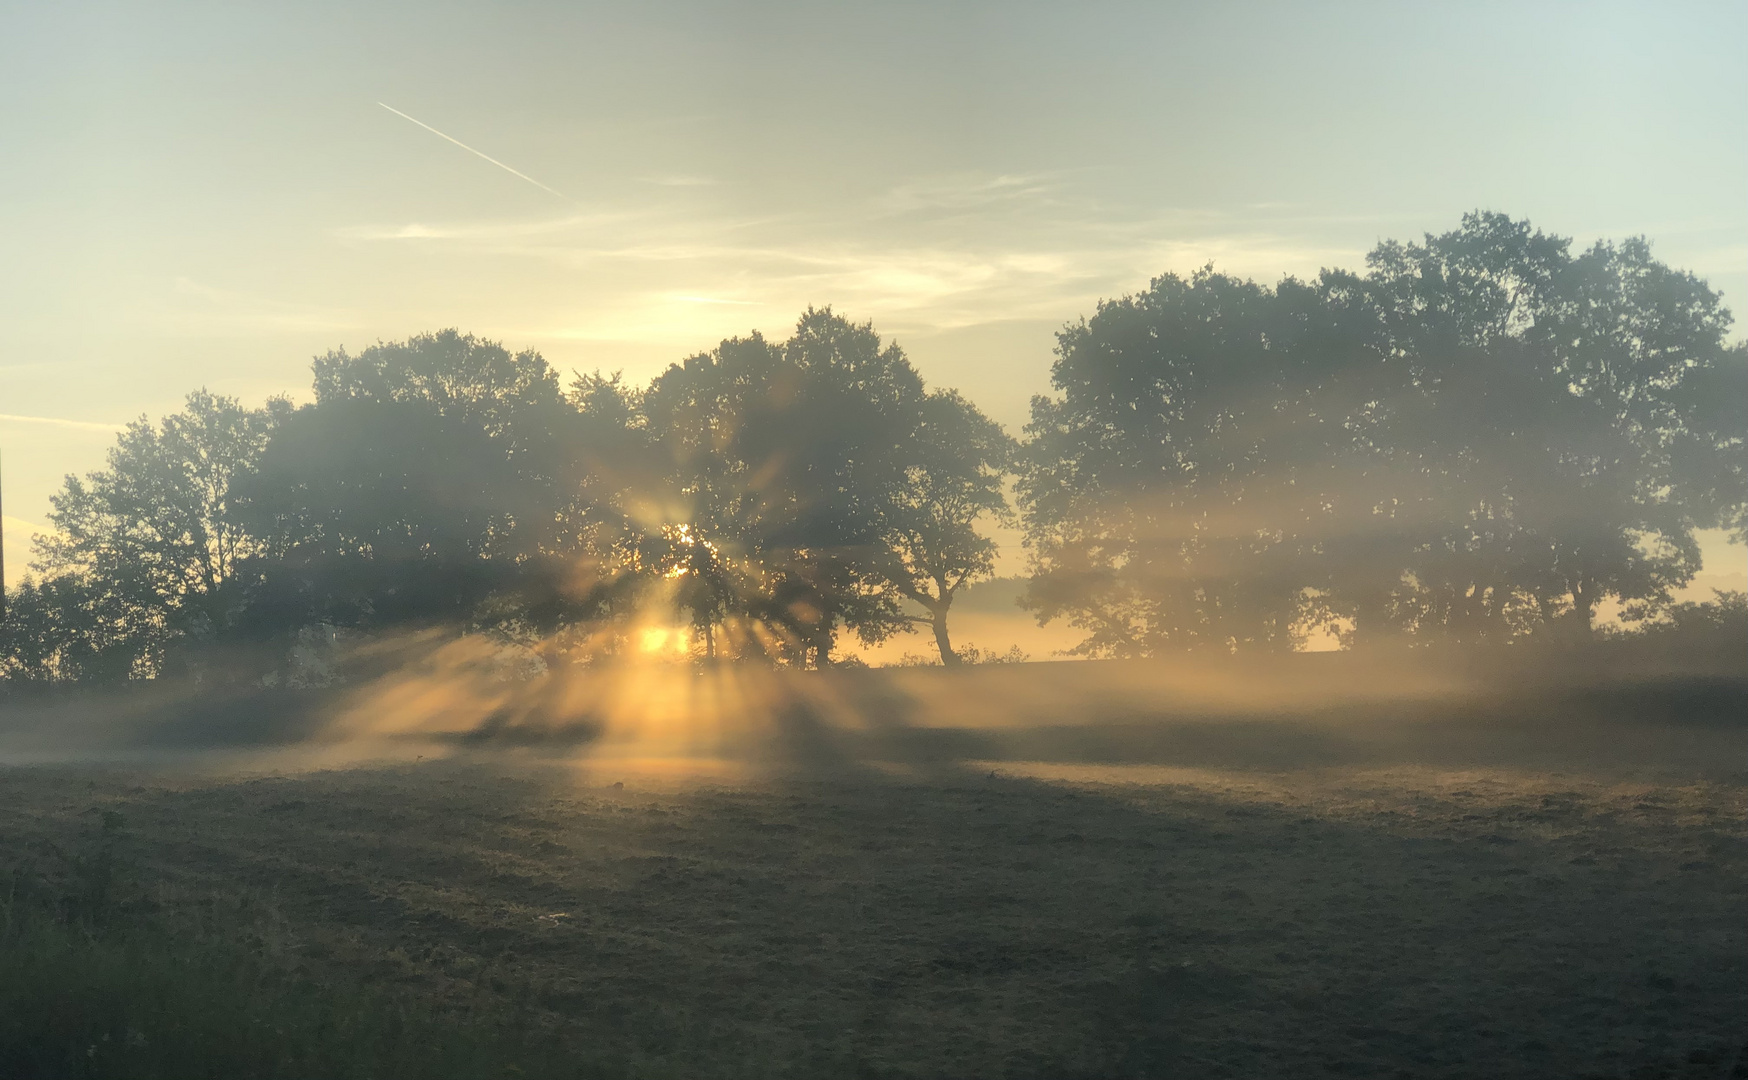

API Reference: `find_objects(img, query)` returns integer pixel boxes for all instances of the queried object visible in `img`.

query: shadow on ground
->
[2,740,1744,1077]
[2,650,1745,1077]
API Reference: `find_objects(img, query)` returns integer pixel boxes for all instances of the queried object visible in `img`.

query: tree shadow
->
[8,745,1740,1080]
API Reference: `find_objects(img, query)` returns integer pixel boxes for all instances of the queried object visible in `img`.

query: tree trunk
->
[1569,580,1595,639]
[932,607,960,666]
[1348,586,1390,648]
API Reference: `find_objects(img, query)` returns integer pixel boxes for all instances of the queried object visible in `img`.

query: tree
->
[878,389,1014,664]
[233,331,641,635]
[640,309,926,665]
[303,328,588,560]
[233,396,533,627]
[1020,269,1328,655]
[1020,213,1739,655]
[1354,216,1725,639]
[0,574,136,684]
[1667,340,1747,545]
[27,390,285,677]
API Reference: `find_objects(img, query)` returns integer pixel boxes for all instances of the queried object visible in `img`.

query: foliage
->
[1616,589,1747,639]
[4,215,1741,680]
[879,389,1015,664]
[1021,213,1739,657]
[1349,218,1719,642]
[18,390,285,680]
[640,309,945,665]
[0,575,137,684]
[1021,269,1320,655]
[232,331,642,637]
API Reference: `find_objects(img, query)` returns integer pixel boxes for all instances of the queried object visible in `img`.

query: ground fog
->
[2,657,1744,1078]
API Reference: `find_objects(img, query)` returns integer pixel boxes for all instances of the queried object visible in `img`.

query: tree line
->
[2,213,1742,684]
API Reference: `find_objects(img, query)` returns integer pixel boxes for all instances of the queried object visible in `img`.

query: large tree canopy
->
[233,331,640,634]
[23,390,285,679]
[4,215,1739,684]
[3,318,1019,680]
[1021,213,1740,656]
[640,309,934,664]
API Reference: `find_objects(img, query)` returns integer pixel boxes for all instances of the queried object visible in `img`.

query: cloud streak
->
[0,413,124,433]
[875,173,1061,216]
[378,103,572,202]
[334,210,630,242]
[326,171,1403,367]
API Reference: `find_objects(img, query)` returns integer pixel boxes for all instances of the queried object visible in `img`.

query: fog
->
[2,6,1745,1077]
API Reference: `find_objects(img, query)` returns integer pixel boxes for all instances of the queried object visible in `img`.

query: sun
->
[637,626,690,657]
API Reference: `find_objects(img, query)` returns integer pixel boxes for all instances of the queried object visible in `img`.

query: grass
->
[0,815,589,1080]
[1,663,1745,1077]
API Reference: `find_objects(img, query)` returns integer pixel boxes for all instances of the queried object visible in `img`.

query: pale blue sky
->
[3,0,1745,585]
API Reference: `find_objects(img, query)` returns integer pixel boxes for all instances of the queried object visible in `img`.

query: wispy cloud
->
[334,211,630,242]
[1682,242,1748,289]
[0,413,124,432]
[333,173,1379,345]
[876,173,1061,216]
[140,278,361,336]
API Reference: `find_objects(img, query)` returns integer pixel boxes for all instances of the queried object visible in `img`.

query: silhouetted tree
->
[234,331,640,635]
[640,309,926,665]
[879,389,1014,664]
[8,215,1737,685]
[1021,269,1331,655]
[1021,213,1739,655]
[234,397,529,626]
[1348,216,1725,641]
[0,574,134,684]
[1668,341,1748,546]
[23,390,286,678]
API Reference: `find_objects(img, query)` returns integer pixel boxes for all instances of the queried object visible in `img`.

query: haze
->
[4,0,1746,592]
[4,6,1748,1074]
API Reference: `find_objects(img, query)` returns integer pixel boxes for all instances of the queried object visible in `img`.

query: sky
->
[3,0,1745,589]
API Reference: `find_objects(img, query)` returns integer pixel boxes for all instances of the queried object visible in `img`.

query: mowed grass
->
[2,675,1746,1078]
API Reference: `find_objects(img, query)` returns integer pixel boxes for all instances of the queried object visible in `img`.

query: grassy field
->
[2,658,1745,1078]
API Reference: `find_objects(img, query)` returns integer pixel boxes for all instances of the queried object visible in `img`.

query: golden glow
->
[251,617,1505,790]
[637,626,692,656]
[659,523,719,579]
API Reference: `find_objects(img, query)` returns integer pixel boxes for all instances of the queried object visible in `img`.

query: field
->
[2,654,1745,1078]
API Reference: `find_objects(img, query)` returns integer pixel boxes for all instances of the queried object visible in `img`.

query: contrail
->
[378,102,571,201]
[0,413,124,432]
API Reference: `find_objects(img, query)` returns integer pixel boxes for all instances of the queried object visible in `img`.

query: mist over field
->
[3,2,1746,1077]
